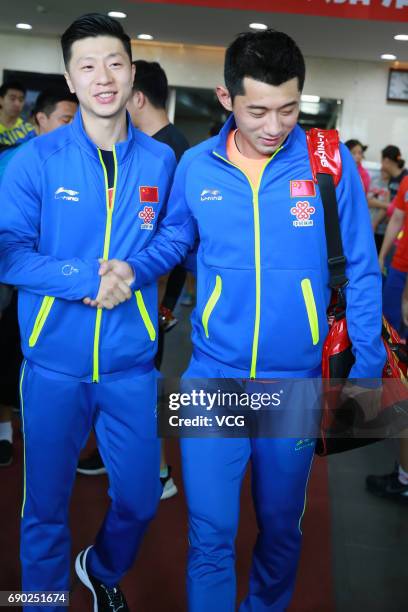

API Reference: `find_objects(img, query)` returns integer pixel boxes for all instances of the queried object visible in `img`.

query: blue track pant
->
[19,361,161,610]
[383,265,407,334]
[181,357,316,612]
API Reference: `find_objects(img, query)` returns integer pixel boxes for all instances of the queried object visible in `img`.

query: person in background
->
[345,138,370,194]
[0,81,36,146]
[0,90,78,467]
[369,168,390,253]
[368,146,407,257]
[366,173,408,501]
[32,90,78,134]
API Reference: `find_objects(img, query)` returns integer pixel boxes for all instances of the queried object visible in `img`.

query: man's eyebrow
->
[247,100,298,111]
[77,52,123,62]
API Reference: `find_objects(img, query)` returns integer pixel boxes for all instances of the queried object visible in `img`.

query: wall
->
[0,33,406,162]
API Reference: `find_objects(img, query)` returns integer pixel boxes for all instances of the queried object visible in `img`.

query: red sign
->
[129,0,408,22]
[139,186,159,203]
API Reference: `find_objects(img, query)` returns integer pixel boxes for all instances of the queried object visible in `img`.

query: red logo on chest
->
[291,201,316,227]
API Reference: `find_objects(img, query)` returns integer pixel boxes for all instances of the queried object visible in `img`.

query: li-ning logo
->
[291,201,316,227]
[139,205,155,230]
[295,438,315,451]
[316,132,329,168]
[55,187,80,202]
[201,189,223,202]
[61,264,79,276]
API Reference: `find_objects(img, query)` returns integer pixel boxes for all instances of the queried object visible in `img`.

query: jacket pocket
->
[202,274,222,338]
[135,290,156,341]
[301,278,319,346]
[28,296,55,348]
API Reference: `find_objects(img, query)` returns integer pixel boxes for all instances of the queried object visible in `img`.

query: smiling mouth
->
[261,136,281,144]
[94,92,117,103]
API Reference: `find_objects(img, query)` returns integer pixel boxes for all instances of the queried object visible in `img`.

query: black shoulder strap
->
[316,173,348,290]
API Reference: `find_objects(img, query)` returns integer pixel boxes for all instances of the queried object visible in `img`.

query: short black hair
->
[225,29,305,100]
[33,90,77,121]
[382,145,405,169]
[61,13,132,68]
[345,139,367,152]
[132,60,168,109]
[0,81,26,98]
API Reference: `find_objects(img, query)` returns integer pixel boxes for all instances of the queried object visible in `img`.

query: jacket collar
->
[212,113,300,159]
[70,108,136,164]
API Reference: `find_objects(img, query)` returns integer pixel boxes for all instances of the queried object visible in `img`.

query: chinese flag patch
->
[139,186,159,203]
[290,180,316,198]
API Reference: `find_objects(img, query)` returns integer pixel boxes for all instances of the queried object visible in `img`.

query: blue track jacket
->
[0,111,176,382]
[129,115,385,379]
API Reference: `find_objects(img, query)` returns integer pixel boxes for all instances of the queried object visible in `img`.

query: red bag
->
[306,129,408,456]
[317,293,408,455]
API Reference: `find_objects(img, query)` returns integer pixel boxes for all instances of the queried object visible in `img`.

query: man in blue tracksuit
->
[0,14,176,611]
[127,30,385,610]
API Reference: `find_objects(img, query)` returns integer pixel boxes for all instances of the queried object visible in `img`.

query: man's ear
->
[135,90,145,109]
[35,112,47,130]
[216,85,233,112]
[64,71,75,95]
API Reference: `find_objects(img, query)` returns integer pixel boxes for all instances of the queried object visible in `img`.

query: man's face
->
[37,100,77,135]
[217,76,301,158]
[350,145,364,165]
[64,36,134,121]
[0,88,25,121]
[381,157,392,175]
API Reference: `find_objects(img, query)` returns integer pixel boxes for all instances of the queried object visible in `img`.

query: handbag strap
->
[306,128,348,291]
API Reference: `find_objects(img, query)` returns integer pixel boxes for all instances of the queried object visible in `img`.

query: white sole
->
[77,467,107,476]
[75,546,98,612]
[160,482,178,500]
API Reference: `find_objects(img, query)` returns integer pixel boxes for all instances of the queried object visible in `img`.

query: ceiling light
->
[108,11,127,19]
[301,95,320,103]
[394,34,408,41]
[249,23,268,31]
[16,23,32,30]
[137,34,154,41]
[381,53,397,60]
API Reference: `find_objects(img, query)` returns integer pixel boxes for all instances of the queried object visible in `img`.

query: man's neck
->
[81,108,128,151]
[138,109,169,137]
[0,112,19,129]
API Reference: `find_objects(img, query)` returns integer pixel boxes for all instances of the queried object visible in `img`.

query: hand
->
[340,381,382,424]
[378,255,385,274]
[98,258,135,284]
[93,270,132,310]
[83,259,134,309]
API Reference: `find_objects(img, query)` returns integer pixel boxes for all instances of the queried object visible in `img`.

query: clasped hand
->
[83,259,135,310]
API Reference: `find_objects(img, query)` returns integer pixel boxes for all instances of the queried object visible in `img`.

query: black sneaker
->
[366,465,408,500]
[0,440,13,467]
[77,449,107,476]
[75,547,129,612]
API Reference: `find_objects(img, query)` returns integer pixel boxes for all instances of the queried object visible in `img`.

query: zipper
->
[202,274,222,338]
[135,290,156,341]
[301,278,319,345]
[92,147,118,382]
[28,296,55,347]
[213,146,282,378]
